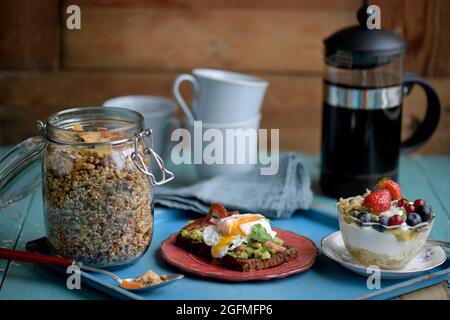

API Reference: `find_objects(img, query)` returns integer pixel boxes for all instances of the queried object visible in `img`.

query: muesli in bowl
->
[337,178,435,270]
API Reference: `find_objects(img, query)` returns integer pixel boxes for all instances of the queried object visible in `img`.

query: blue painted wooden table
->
[0,146,449,300]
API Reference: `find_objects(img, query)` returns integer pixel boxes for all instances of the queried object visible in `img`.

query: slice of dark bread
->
[175,233,298,272]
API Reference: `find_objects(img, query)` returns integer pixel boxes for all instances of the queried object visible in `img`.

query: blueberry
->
[357,211,372,223]
[406,213,422,226]
[423,201,432,211]
[415,205,432,222]
[378,216,390,226]
[373,215,389,232]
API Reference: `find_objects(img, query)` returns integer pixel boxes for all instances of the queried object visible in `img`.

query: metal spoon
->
[81,264,184,292]
[427,239,450,248]
[0,247,183,292]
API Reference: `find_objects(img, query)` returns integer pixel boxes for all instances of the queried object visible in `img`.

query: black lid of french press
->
[324,5,406,68]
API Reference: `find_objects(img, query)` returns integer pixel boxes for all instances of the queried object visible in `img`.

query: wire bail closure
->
[36,120,47,133]
[131,129,175,186]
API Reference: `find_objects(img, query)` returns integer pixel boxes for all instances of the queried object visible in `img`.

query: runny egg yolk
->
[223,215,262,237]
[211,236,236,258]
[211,215,262,258]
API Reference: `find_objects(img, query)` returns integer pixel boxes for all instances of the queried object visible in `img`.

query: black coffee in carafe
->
[320,6,441,198]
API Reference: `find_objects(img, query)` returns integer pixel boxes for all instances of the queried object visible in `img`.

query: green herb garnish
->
[249,224,273,243]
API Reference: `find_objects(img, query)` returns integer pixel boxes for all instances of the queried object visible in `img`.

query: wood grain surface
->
[373,0,450,77]
[0,0,449,153]
[61,0,359,71]
[0,71,449,153]
[0,147,447,300]
[0,0,60,69]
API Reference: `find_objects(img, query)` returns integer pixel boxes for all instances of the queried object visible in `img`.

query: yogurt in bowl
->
[337,179,435,270]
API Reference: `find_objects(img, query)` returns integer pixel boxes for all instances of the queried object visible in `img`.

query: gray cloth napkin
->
[154,152,313,219]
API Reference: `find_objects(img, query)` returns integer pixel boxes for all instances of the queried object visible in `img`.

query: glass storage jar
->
[0,106,174,267]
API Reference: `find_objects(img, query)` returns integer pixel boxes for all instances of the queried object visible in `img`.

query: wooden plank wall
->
[0,0,449,154]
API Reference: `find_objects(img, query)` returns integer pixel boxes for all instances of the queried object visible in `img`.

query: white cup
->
[173,68,268,123]
[103,95,178,157]
[186,115,261,179]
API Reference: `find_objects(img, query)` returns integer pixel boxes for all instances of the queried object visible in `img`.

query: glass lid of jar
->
[0,136,47,210]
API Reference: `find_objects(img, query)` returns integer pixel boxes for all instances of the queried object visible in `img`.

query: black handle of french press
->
[400,73,441,154]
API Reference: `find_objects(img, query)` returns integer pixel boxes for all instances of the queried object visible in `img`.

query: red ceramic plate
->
[160,228,318,282]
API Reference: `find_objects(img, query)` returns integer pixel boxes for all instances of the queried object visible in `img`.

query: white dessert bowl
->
[338,212,434,270]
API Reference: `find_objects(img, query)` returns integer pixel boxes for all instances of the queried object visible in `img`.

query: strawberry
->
[363,189,392,214]
[375,178,402,200]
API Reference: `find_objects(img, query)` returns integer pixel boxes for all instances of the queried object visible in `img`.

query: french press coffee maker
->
[320,6,441,198]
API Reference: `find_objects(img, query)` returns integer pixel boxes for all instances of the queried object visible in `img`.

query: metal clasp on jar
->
[132,129,175,186]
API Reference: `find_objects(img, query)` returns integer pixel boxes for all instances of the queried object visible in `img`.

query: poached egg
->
[202,214,276,258]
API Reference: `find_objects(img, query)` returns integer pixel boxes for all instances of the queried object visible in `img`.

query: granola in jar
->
[43,124,153,267]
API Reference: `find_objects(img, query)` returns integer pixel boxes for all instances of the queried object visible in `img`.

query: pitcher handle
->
[400,73,441,154]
